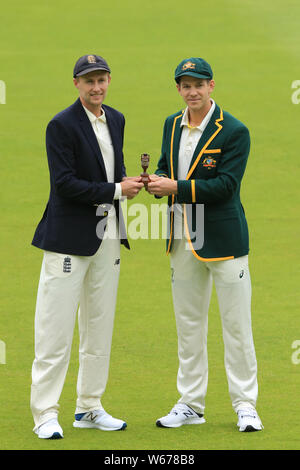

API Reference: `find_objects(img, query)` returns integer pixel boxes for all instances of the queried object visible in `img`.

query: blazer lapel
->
[186,104,224,180]
[170,111,184,180]
[103,105,122,182]
[75,99,108,180]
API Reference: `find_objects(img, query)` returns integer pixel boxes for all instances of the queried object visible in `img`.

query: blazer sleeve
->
[155,119,170,178]
[177,126,250,204]
[46,119,116,205]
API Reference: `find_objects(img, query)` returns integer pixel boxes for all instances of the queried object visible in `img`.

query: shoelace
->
[238,409,257,419]
[169,404,193,415]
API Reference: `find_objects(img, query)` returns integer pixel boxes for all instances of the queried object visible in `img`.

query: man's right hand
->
[121,177,144,199]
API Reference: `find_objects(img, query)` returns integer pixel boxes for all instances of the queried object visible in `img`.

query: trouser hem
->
[33,411,59,432]
[234,402,256,413]
[75,405,104,415]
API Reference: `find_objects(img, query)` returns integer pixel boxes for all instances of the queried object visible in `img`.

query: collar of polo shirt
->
[181,99,215,131]
[83,105,107,124]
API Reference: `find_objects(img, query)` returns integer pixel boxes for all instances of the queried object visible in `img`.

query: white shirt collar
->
[181,99,215,131]
[83,104,107,124]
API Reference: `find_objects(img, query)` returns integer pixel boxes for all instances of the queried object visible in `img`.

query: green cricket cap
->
[175,57,213,83]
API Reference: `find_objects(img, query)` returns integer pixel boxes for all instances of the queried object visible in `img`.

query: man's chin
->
[90,96,103,104]
[188,101,201,107]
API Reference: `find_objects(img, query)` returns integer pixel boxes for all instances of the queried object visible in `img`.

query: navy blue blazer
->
[32,98,129,256]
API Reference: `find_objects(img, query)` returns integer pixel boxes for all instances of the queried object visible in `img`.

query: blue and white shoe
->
[73,409,127,431]
[35,418,63,439]
[156,404,205,428]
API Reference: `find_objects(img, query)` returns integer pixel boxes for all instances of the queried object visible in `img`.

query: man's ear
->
[209,79,215,93]
[73,77,79,89]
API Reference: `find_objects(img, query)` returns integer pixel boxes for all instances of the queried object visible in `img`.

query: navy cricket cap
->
[175,57,213,83]
[73,55,111,78]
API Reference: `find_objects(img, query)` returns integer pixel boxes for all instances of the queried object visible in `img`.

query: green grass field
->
[1,0,300,451]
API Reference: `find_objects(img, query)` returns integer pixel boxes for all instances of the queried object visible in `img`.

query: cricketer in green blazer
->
[154,103,250,261]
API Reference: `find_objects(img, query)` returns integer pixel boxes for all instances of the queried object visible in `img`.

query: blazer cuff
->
[177,179,196,204]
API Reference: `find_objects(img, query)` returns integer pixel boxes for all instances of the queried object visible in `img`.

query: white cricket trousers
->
[30,216,120,430]
[170,235,258,415]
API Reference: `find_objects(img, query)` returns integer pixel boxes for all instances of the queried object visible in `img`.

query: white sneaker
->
[73,409,127,431]
[156,404,205,428]
[35,418,63,439]
[237,408,263,432]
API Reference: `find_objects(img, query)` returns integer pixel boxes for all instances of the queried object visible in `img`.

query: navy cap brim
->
[74,66,110,77]
[175,71,212,82]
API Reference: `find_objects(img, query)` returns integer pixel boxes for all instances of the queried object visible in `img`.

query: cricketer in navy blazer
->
[32,98,129,256]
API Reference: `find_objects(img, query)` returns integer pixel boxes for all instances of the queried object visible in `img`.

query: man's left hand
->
[147,176,178,196]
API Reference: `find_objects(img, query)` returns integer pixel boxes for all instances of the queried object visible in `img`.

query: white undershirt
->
[178,99,216,180]
[174,99,215,223]
[83,105,122,200]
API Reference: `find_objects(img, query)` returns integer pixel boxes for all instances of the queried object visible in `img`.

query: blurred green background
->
[0,0,300,450]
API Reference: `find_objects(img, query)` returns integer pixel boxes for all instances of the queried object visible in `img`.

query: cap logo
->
[87,55,96,64]
[182,61,196,71]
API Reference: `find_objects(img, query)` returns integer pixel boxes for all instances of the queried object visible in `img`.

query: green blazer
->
[155,103,251,261]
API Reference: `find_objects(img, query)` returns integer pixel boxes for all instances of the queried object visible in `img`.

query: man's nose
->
[92,82,102,91]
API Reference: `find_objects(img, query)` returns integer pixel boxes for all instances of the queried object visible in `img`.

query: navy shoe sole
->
[156,420,165,428]
[242,425,262,432]
[49,432,63,439]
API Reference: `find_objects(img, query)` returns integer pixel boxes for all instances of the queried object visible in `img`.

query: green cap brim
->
[175,71,212,82]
